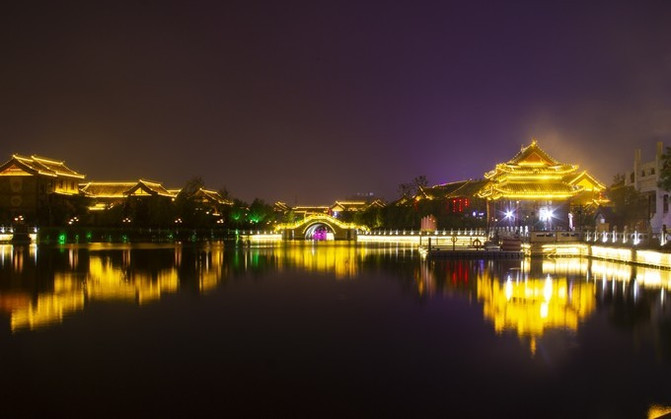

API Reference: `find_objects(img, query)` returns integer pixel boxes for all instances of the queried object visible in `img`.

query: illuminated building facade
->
[79,179,175,211]
[404,179,488,229]
[415,179,487,214]
[625,141,669,234]
[274,199,386,220]
[188,188,232,212]
[0,154,85,224]
[477,140,606,231]
[329,199,385,218]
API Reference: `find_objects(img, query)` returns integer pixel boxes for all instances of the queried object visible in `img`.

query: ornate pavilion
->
[0,154,85,223]
[79,179,175,211]
[477,140,607,230]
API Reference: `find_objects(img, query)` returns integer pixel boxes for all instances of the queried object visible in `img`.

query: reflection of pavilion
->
[476,264,596,354]
[0,245,227,332]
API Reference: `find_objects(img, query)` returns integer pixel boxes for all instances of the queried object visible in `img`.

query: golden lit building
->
[274,199,385,221]
[329,200,385,217]
[415,179,488,215]
[477,140,606,230]
[188,187,233,216]
[0,154,85,223]
[79,179,175,211]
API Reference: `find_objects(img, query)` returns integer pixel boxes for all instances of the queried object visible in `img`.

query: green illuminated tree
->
[248,199,274,225]
[228,199,248,226]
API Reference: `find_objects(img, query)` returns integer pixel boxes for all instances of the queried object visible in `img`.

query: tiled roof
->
[477,140,606,200]
[331,201,368,211]
[507,139,559,166]
[134,180,174,197]
[194,188,233,205]
[5,154,85,179]
[80,180,175,198]
[80,182,137,197]
[419,179,487,200]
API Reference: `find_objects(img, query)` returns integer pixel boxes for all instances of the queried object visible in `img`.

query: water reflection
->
[235,243,379,278]
[417,256,671,358]
[2,244,670,417]
[476,260,595,355]
[0,244,226,331]
[2,242,671,361]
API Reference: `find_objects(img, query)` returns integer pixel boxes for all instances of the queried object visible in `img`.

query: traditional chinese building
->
[477,140,606,230]
[274,199,386,221]
[329,200,385,218]
[405,179,488,228]
[79,179,175,211]
[170,187,232,218]
[190,188,232,215]
[416,179,488,214]
[0,154,85,224]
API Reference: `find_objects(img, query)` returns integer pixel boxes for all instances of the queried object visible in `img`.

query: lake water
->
[1,243,670,418]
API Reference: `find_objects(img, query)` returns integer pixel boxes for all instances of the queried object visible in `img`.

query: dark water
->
[1,243,670,418]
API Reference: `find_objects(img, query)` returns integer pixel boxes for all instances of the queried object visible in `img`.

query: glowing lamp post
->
[539,207,554,231]
[504,209,515,231]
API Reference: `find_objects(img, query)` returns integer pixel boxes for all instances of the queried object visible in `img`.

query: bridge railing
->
[358,228,488,237]
[582,229,654,246]
[357,229,489,248]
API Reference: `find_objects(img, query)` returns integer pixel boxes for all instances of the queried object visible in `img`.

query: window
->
[651,168,656,175]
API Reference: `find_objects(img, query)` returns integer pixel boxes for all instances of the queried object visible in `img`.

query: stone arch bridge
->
[275,214,368,240]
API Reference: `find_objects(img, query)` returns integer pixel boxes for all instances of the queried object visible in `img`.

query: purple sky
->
[1,0,670,204]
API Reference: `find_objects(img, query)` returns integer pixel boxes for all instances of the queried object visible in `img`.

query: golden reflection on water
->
[475,258,671,355]
[476,263,596,355]
[276,244,364,279]
[246,243,368,279]
[1,245,228,332]
[3,243,671,341]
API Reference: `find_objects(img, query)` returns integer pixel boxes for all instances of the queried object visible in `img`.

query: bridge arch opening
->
[304,223,335,241]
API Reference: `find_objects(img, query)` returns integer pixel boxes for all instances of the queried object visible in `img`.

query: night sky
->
[1,1,670,204]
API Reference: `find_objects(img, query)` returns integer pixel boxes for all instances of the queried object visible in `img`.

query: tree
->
[397,175,429,198]
[174,176,207,227]
[177,176,205,200]
[659,147,671,191]
[218,187,231,201]
[228,199,248,226]
[607,174,647,229]
[248,199,274,225]
[413,175,428,189]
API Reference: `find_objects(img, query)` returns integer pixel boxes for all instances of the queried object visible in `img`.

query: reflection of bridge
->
[275,214,368,240]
